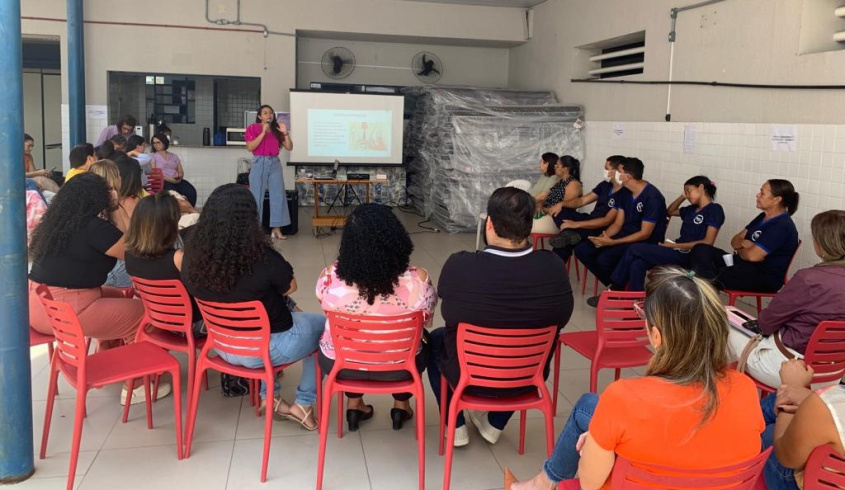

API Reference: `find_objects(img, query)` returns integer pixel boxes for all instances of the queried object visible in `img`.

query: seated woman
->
[85,160,131,289]
[24,133,60,193]
[608,176,724,291]
[729,210,845,388]
[181,184,323,430]
[150,132,197,206]
[124,192,204,336]
[528,152,560,206]
[691,179,800,293]
[317,204,437,431]
[28,173,167,405]
[531,155,582,236]
[508,266,763,490]
[760,359,845,490]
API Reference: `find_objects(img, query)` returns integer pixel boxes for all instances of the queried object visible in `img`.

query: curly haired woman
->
[181,184,323,431]
[317,204,437,431]
[28,173,164,405]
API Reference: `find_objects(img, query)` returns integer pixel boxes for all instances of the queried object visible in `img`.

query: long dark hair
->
[255,104,285,148]
[685,175,717,199]
[30,173,113,260]
[183,184,272,293]
[558,155,581,181]
[114,154,144,198]
[541,152,558,177]
[336,204,414,305]
[768,179,800,216]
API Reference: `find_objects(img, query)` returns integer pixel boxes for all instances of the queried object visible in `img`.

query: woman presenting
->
[245,104,293,240]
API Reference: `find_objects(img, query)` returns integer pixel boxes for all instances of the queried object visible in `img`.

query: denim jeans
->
[543,393,598,483]
[426,327,514,429]
[104,260,133,288]
[215,312,324,406]
[249,155,290,228]
[761,393,800,490]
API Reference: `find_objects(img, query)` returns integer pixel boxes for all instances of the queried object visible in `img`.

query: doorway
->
[23,39,62,170]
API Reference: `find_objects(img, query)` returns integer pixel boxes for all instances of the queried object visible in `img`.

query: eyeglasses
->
[633,300,646,319]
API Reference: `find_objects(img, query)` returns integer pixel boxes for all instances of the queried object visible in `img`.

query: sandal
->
[279,402,318,431]
[258,395,287,421]
[271,229,287,240]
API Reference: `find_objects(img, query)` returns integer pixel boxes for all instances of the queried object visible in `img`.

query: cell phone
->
[742,320,762,335]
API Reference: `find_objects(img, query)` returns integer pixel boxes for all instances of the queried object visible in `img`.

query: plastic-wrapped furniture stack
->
[402,86,584,233]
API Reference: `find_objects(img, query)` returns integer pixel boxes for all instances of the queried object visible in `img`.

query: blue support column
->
[0,0,36,483]
[67,0,86,145]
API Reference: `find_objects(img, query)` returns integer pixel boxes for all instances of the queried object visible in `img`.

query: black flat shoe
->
[346,405,374,432]
[391,408,413,430]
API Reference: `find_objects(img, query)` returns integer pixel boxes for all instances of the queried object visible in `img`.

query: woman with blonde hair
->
[729,209,845,389]
[508,266,763,490]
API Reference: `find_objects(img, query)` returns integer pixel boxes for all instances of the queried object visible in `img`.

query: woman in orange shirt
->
[509,266,764,490]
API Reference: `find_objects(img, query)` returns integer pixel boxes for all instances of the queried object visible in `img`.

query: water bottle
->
[202,127,211,146]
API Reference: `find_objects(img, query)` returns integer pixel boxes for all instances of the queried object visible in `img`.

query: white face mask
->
[614,170,625,185]
[604,169,613,182]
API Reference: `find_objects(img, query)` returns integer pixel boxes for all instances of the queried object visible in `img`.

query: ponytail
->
[559,155,581,181]
[768,179,800,216]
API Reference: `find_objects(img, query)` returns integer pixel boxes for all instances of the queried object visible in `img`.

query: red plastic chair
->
[560,448,771,489]
[30,326,56,361]
[552,291,650,414]
[131,277,209,405]
[440,323,558,490]
[146,167,164,195]
[804,444,845,489]
[315,311,426,490]
[532,232,557,250]
[185,298,317,483]
[725,240,802,315]
[36,284,183,490]
[751,321,845,394]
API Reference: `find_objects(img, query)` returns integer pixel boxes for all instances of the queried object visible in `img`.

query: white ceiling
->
[399,0,547,8]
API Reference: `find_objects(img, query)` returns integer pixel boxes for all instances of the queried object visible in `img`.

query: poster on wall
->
[612,122,626,140]
[683,124,697,154]
[770,124,798,152]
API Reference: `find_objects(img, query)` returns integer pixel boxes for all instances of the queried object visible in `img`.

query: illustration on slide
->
[350,121,387,152]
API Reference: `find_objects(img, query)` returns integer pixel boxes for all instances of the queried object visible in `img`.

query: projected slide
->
[307,109,392,158]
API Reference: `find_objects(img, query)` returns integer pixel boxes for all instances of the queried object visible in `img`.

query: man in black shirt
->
[428,187,574,447]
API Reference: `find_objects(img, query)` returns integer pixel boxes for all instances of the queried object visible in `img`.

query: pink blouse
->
[316,262,437,359]
[151,152,181,179]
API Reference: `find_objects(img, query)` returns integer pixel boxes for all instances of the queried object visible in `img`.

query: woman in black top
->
[28,174,159,405]
[181,184,323,431]
[124,193,204,336]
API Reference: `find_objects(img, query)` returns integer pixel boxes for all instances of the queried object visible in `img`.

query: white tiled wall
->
[580,122,845,274]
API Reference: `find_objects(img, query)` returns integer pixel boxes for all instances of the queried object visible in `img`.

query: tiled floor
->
[22,207,643,490]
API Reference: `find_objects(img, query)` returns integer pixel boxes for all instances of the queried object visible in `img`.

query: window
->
[147,76,196,124]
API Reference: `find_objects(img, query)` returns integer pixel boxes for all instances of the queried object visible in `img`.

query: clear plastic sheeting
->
[402,86,584,233]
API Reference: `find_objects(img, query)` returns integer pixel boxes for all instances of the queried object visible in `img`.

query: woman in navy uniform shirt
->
[691,179,800,292]
[609,176,725,291]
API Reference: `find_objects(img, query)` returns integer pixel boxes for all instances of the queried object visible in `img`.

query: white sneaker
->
[120,381,172,406]
[452,425,469,447]
[468,410,502,445]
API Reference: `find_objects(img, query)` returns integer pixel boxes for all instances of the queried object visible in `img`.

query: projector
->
[347,173,370,180]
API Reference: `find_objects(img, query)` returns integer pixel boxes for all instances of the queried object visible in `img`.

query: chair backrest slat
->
[804,444,845,489]
[195,299,270,357]
[35,284,88,381]
[326,311,424,374]
[456,323,557,390]
[611,448,771,489]
[597,291,648,350]
[806,321,845,384]
[131,277,194,336]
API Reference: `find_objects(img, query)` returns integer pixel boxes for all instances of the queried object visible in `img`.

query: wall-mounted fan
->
[321,47,356,79]
[411,51,443,84]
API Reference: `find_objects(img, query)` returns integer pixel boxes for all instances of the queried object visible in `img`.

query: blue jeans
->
[215,312,324,406]
[104,260,132,288]
[543,393,598,483]
[609,243,691,292]
[761,393,800,490]
[25,178,47,203]
[426,327,514,429]
[249,155,290,228]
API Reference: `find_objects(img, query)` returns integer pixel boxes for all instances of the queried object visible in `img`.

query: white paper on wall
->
[612,122,626,140]
[770,124,798,152]
[683,124,697,154]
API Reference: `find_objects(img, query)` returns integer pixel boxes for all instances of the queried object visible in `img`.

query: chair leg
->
[336,391,344,439]
[589,364,598,393]
[66,390,88,490]
[416,389,426,490]
[518,409,527,455]
[552,340,562,415]
[40,364,60,459]
[170,366,183,460]
[122,378,135,423]
[593,277,599,296]
[614,368,621,381]
[260,372,275,483]
[581,264,588,296]
[756,296,763,315]
[443,401,462,490]
[184,365,208,459]
[144,375,154,430]
[316,384,334,490]
[728,293,738,307]
[574,257,581,282]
